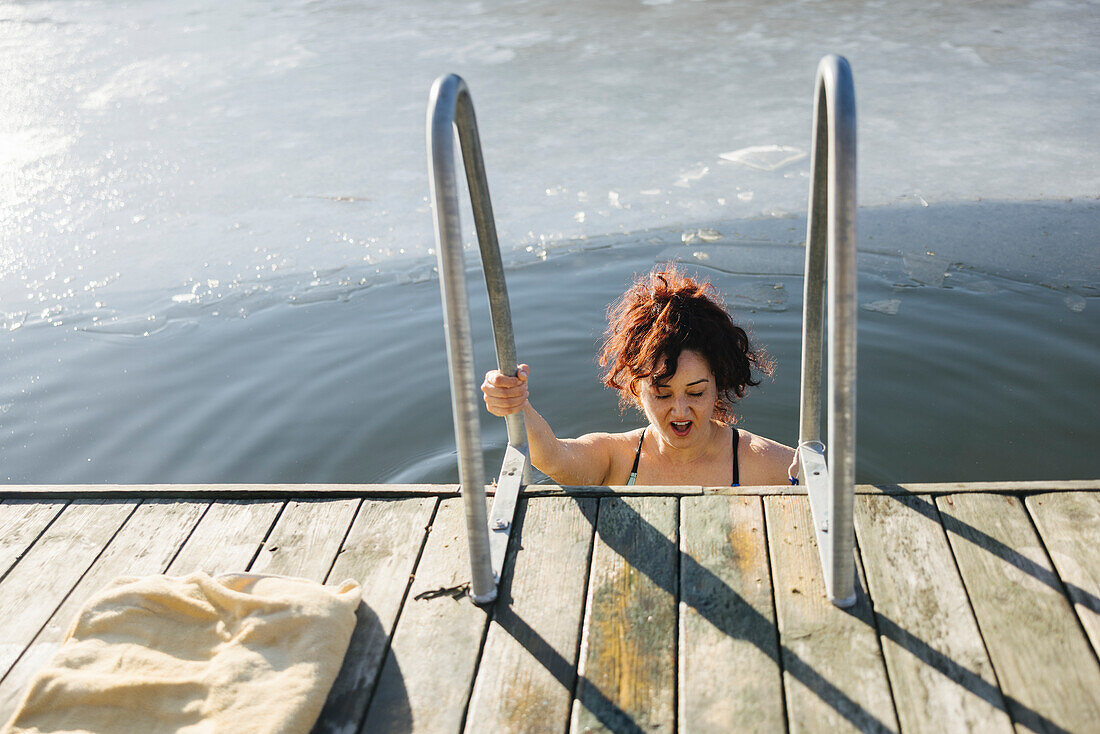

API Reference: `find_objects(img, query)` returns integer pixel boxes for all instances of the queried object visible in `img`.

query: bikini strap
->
[626,427,646,486]
[731,427,740,487]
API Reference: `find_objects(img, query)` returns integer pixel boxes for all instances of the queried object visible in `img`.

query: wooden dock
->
[1,481,1098,733]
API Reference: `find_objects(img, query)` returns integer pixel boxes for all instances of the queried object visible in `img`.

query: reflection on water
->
[2,202,1097,485]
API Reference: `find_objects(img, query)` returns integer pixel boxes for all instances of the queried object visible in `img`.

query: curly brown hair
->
[598,265,773,423]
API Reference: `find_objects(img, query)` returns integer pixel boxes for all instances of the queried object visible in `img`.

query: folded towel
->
[3,572,360,734]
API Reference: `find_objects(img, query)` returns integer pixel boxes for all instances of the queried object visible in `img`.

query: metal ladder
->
[797,54,859,608]
[426,55,857,607]
[426,74,529,605]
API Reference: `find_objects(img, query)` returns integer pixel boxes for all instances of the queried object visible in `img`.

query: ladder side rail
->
[452,94,527,453]
[798,55,858,607]
[428,74,532,605]
[427,74,495,604]
[825,55,858,609]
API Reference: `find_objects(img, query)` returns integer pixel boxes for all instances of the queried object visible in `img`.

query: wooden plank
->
[0,484,459,499]
[706,480,1100,496]
[764,495,898,734]
[704,485,809,496]
[312,497,437,734]
[465,497,596,733]
[0,501,136,677]
[938,494,1100,733]
[0,500,207,722]
[0,479,1096,500]
[866,480,1099,495]
[0,501,67,580]
[854,495,1012,734]
[361,497,492,733]
[525,485,704,497]
[679,495,784,732]
[247,499,359,580]
[166,500,284,574]
[0,484,705,499]
[1025,492,1100,657]
[571,496,678,734]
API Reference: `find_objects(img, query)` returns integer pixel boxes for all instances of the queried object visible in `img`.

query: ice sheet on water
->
[681,228,721,244]
[902,252,953,287]
[861,299,902,315]
[1063,295,1087,313]
[674,165,710,188]
[720,146,807,172]
[4,0,1099,312]
[658,243,804,276]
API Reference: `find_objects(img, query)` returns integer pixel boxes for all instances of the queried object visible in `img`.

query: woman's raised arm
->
[481,364,614,485]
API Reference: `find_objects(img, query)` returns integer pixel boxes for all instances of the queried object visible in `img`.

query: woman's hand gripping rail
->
[480,364,611,486]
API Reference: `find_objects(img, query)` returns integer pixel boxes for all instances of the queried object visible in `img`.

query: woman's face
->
[637,349,719,447]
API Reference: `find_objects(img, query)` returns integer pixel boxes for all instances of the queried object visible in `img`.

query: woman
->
[481,265,795,486]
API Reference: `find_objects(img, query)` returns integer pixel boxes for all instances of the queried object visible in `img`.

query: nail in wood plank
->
[854,495,1012,734]
[679,495,784,732]
[248,499,359,580]
[167,500,284,574]
[312,497,437,734]
[1025,492,1100,660]
[465,497,596,733]
[571,496,678,734]
[764,495,898,734]
[938,493,1100,734]
[0,500,207,722]
[0,501,67,580]
[361,497,491,734]
[0,501,136,677]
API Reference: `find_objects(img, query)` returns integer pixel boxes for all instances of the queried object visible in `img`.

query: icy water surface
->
[1,0,1098,483]
[3,202,1097,485]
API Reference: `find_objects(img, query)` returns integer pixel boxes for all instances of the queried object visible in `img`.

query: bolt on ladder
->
[426,74,529,605]
[797,54,858,608]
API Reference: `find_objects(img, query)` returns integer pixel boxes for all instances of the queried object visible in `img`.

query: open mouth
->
[670,420,692,437]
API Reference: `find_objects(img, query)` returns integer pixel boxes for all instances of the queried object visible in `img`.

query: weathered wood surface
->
[0,501,136,676]
[572,496,679,734]
[872,480,1098,495]
[248,499,359,579]
[0,484,458,499]
[938,493,1100,734]
[0,486,1098,734]
[1025,492,1100,658]
[166,500,284,574]
[465,497,596,733]
[0,500,207,722]
[706,480,1099,496]
[765,495,898,734]
[679,495,784,732]
[0,500,66,580]
[527,485,705,497]
[314,497,438,734]
[361,497,492,733]
[853,494,1012,734]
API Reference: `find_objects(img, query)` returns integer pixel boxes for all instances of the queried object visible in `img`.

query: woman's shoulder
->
[736,428,796,486]
[569,428,646,484]
[572,426,646,451]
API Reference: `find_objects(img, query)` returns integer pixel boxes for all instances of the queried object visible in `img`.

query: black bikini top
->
[625,426,740,486]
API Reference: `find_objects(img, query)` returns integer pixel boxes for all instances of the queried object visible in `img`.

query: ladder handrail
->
[427,73,528,605]
[797,54,858,607]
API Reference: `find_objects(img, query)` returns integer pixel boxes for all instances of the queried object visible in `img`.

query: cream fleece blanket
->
[3,572,360,734]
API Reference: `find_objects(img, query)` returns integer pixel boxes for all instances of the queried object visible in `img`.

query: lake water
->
[2,0,1097,484]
